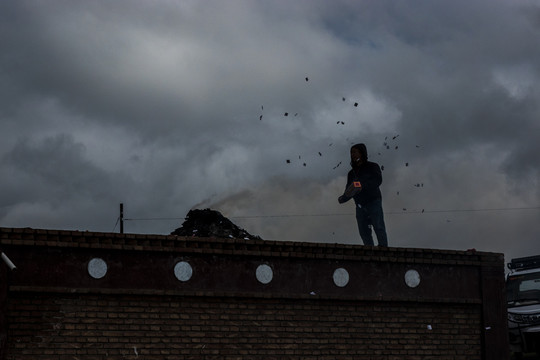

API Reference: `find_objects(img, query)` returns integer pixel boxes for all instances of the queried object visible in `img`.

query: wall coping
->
[0,227,503,266]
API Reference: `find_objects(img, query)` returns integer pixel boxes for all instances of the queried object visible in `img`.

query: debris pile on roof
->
[171,209,261,240]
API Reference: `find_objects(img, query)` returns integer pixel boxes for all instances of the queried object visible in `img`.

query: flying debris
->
[422,209,425,213]
[381,165,384,171]
[405,162,409,167]
[303,163,306,167]
[395,146,399,150]
[259,115,263,121]
[261,105,264,110]
[286,159,291,164]
[284,112,288,116]
[393,135,399,140]
[397,191,400,196]
[403,208,407,211]
[294,113,298,116]
[305,77,309,81]
[333,161,342,170]
[354,102,358,107]
[342,97,346,101]
[318,152,322,156]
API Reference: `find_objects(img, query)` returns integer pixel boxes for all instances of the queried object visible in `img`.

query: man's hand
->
[344,181,361,198]
[339,181,362,204]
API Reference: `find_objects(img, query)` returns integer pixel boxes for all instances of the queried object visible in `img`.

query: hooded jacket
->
[339,144,383,206]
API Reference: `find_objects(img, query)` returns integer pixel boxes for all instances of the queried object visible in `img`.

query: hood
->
[350,143,368,167]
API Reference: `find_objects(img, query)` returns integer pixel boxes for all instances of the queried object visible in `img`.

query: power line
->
[233,206,540,218]
[125,217,185,221]
[112,216,121,232]
[386,206,540,215]
[123,206,540,221]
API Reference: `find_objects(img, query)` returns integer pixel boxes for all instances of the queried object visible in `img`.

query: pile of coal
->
[171,209,262,240]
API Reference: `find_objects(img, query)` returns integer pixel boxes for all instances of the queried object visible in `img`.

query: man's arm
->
[338,172,361,203]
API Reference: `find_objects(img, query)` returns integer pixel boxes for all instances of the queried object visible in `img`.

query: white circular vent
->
[174,261,193,282]
[256,264,273,284]
[333,268,349,287]
[87,258,107,279]
[405,269,421,288]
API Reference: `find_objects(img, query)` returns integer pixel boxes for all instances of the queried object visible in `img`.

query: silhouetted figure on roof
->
[338,143,388,247]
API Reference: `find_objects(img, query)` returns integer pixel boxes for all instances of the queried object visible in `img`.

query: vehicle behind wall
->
[507,255,540,357]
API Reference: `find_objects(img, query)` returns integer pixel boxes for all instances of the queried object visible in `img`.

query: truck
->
[507,255,540,358]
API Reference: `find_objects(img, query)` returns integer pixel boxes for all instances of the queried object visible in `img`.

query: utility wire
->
[232,206,540,218]
[125,217,186,221]
[385,206,540,215]
[123,206,540,221]
[112,216,121,231]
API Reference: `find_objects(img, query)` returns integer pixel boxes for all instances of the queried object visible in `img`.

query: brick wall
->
[7,293,482,359]
[0,227,508,359]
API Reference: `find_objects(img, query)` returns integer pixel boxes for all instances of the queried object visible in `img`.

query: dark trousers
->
[355,198,388,247]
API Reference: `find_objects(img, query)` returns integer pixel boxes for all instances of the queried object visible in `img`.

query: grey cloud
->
[2,134,118,202]
[1,0,539,262]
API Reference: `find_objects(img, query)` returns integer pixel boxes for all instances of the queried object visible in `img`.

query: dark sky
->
[1,0,539,263]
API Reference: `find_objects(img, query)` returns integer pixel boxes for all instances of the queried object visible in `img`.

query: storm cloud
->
[1,0,539,262]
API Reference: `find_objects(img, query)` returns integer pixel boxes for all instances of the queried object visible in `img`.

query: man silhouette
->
[338,143,388,247]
